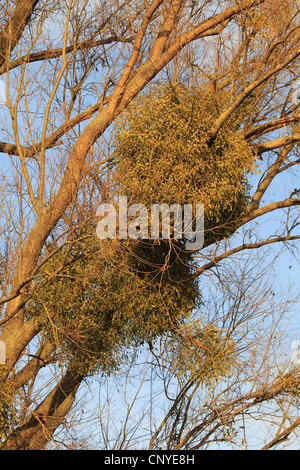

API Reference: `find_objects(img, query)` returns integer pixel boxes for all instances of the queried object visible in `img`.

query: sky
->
[0,7,300,449]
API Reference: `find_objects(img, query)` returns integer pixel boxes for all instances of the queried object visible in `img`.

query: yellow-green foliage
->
[29,82,255,379]
[30,232,201,376]
[113,82,257,244]
[165,320,237,385]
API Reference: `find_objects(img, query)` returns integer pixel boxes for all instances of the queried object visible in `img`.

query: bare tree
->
[0,0,300,450]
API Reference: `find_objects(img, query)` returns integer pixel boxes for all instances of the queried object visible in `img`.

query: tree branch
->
[0,35,133,75]
[0,0,40,68]
[208,48,300,142]
[1,367,84,450]
[262,418,300,450]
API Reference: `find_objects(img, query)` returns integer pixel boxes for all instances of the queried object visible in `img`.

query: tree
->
[0,0,300,450]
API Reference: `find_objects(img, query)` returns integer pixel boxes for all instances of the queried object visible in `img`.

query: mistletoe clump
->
[113,82,257,246]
